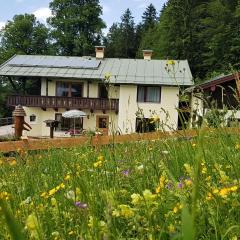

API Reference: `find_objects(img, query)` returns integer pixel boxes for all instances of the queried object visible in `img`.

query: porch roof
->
[0,55,193,86]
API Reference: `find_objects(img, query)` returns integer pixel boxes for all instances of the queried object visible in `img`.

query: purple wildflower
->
[121,170,130,176]
[75,201,88,209]
[177,182,183,189]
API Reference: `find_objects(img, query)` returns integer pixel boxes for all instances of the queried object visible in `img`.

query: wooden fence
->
[0,128,239,153]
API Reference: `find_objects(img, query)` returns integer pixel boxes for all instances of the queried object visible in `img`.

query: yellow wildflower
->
[37,204,44,212]
[150,116,160,124]
[205,176,211,181]
[173,206,178,214]
[0,191,10,200]
[172,203,182,214]
[168,224,175,233]
[235,144,240,150]
[118,204,134,218]
[94,160,102,168]
[156,175,166,194]
[88,216,94,228]
[206,192,213,201]
[201,162,207,174]
[26,213,40,239]
[219,170,229,183]
[184,163,193,175]
[64,174,71,181]
[167,60,175,65]
[25,214,39,232]
[184,179,192,186]
[68,230,75,235]
[97,155,104,161]
[9,159,17,166]
[112,209,120,217]
[51,231,60,239]
[212,188,219,194]
[131,193,142,205]
[40,192,48,198]
[48,188,57,196]
[104,73,111,81]
[230,186,238,192]
[155,186,161,194]
[219,188,229,198]
[143,189,157,202]
[51,198,57,207]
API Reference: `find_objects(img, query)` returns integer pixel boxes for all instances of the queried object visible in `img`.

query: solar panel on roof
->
[8,56,101,69]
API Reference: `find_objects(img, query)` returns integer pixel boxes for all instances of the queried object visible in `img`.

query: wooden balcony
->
[7,95,119,112]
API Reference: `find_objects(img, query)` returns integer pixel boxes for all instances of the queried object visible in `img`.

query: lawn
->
[0,128,239,239]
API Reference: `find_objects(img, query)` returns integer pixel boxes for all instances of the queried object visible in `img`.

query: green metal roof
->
[0,55,193,86]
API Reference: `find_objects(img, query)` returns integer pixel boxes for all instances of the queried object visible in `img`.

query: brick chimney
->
[95,46,105,59]
[142,50,153,60]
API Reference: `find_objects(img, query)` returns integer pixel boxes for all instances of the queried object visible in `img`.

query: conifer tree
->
[142,3,158,30]
[105,9,136,58]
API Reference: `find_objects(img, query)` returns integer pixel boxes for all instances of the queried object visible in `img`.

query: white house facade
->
[0,48,193,137]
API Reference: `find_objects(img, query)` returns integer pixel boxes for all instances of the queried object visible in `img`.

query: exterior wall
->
[117,85,179,134]
[24,79,179,137]
[23,107,118,137]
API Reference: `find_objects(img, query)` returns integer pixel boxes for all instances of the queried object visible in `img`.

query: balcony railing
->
[7,95,119,111]
[0,117,14,127]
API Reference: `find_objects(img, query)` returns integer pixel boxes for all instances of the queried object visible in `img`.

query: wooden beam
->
[0,128,239,154]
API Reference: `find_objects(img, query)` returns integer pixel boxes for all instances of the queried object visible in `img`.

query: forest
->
[0,0,240,117]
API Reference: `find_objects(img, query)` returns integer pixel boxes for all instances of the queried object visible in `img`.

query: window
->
[137,86,161,103]
[56,82,83,97]
[55,113,83,131]
[29,114,36,122]
[99,83,108,98]
[97,116,109,129]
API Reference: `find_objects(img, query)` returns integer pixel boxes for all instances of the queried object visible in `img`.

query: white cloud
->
[0,21,6,30]
[138,3,147,9]
[33,7,52,23]
[103,4,111,14]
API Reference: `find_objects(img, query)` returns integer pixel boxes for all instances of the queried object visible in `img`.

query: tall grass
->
[0,128,239,239]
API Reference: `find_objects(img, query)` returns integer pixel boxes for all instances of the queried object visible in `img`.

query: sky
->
[0,0,166,32]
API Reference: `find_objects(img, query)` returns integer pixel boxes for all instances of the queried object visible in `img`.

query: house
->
[188,73,240,127]
[0,47,193,137]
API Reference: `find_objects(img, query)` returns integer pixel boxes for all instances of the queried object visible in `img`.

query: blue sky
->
[0,0,166,32]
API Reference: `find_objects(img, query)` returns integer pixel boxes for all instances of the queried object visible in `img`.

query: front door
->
[96,115,109,135]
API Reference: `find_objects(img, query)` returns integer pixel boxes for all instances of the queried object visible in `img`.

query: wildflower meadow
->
[0,128,240,239]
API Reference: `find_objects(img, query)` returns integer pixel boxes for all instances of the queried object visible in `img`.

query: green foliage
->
[0,200,26,240]
[48,0,106,56]
[0,14,51,63]
[0,14,51,117]
[0,79,12,118]
[205,108,228,127]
